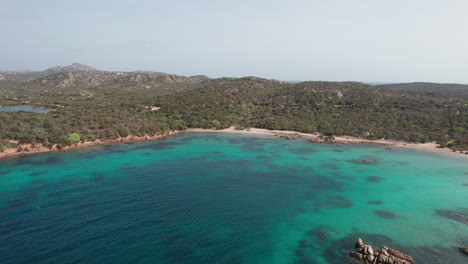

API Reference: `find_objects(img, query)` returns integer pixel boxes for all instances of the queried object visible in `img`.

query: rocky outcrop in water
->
[349,238,415,264]
[459,247,468,255]
[278,133,301,140]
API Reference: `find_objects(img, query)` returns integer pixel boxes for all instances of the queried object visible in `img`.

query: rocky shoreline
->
[349,238,415,264]
[0,131,181,160]
[1,127,467,160]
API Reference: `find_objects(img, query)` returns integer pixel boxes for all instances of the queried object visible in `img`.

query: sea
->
[0,133,466,264]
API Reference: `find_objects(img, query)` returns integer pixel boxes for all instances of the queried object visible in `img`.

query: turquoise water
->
[0,133,466,264]
[0,106,49,113]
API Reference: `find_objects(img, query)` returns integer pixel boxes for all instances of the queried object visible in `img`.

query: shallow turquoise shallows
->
[0,133,466,264]
[0,106,50,113]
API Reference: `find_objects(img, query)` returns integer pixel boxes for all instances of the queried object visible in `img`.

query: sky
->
[1,0,468,83]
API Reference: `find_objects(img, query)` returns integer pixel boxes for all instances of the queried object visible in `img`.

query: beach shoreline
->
[0,127,466,160]
[186,127,467,157]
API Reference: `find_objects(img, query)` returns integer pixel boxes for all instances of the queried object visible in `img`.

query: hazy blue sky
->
[1,0,467,83]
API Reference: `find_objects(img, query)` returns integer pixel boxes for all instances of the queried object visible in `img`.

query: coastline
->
[186,127,468,157]
[0,130,182,160]
[0,127,466,160]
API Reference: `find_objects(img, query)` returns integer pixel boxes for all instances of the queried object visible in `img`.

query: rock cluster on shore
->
[349,238,415,264]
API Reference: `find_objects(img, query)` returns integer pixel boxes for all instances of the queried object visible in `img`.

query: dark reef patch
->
[163,245,194,264]
[133,141,183,151]
[320,163,339,170]
[347,155,382,166]
[163,233,186,245]
[16,156,62,166]
[99,144,129,154]
[256,160,278,170]
[226,137,271,150]
[222,137,272,153]
[307,226,338,246]
[211,151,226,157]
[179,135,201,142]
[374,210,397,219]
[256,155,268,160]
[338,175,355,180]
[299,157,309,160]
[462,183,468,187]
[0,192,38,219]
[293,255,320,264]
[332,149,344,152]
[75,152,98,159]
[435,209,468,224]
[303,166,315,173]
[303,176,345,200]
[367,200,383,205]
[347,159,380,165]
[320,195,353,209]
[366,176,386,182]
[288,147,317,155]
[179,134,223,142]
[29,172,43,177]
[0,170,11,175]
[91,172,105,181]
[0,219,23,238]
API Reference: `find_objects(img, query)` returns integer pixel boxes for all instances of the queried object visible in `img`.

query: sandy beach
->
[186,127,468,157]
[0,127,466,160]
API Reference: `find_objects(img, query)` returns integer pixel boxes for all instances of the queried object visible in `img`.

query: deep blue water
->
[0,133,466,264]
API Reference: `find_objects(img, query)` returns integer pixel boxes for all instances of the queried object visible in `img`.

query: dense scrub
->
[0,72,466,151]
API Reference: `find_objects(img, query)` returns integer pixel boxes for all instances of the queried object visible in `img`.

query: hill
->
[44,62,100,73]
[378,82,468,99]
[0,63,210,86]
[0,63,100,82]
[0,72,466,153]
[35,71,210,88]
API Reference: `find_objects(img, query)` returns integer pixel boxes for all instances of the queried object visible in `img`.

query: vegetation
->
[0,70,466,152]
[0,141,18,152]
[64,133,81,146]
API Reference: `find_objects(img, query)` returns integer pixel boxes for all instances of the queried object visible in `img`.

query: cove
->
[0,133,466,264]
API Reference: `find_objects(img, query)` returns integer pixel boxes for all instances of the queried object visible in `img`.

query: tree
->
[64,133,81,146]
[178,120,188,130]
[211,120,221,128]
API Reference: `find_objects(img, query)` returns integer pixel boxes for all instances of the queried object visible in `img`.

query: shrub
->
[64,133,81,146]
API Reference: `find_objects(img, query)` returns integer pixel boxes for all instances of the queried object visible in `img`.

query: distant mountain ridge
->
[0,62,100,82]
[0,63,210,85]
[44,62,100,72]
[2,63,468,97]
[35,70,211,88]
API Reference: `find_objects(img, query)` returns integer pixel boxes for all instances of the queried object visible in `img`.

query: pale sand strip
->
[0,127,466,160]
[186,127,467,157]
